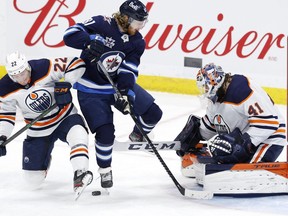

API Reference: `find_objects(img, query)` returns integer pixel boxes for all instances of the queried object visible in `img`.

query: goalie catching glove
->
[208,128,256,163]
[54,82,72,109]
[114,89,135,115]
[0,135,7,156]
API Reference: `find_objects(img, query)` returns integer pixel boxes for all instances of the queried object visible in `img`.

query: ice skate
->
[99,167,113,188]
[74,170,93,200]
[129,131,146,142]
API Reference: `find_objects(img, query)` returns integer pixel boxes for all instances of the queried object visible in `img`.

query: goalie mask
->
[196,63,225,101]
[5,51,31,85]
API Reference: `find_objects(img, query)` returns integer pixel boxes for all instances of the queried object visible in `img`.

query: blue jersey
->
[63,15,146,94]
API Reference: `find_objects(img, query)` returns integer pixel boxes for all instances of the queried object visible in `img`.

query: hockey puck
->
[92,190,101,196]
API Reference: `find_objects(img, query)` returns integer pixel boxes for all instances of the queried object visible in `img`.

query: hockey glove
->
[85,36,105,64]
[54,82,72,109]
[114,89,135,115]
[174,115,202,157]
[0,135,7,157]
[208,128,256,164]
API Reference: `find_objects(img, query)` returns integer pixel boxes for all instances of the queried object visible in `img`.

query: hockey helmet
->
[5,51,29,76]
[119,0,148,21]
[196,63,225,100]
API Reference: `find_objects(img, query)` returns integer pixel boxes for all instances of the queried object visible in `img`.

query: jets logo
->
[25,89,52,113]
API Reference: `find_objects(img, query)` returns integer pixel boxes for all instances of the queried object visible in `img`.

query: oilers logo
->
[25,89,52,113]
[98,51,125,79]
[213,114,230,134]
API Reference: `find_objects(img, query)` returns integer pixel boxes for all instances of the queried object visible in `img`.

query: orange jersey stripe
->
[67,58,84,71]
[0,115,16,121]
[24,105,69,127]
[274,128,286,134]
[248,119,279,125]
[251,143,269,163]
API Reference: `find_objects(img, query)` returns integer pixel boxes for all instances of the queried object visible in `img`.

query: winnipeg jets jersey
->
[0,57,85,138]
[63,15,145,94]
[199,75,286,147]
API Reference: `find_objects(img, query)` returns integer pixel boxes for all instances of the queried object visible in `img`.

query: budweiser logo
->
[13,0,285,59]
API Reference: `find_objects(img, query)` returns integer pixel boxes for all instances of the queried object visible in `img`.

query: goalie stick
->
[2,103,58,146]
[97,59,213,199]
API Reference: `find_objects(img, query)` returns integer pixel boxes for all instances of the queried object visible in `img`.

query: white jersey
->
[0,57,85,137]
[200,74,286,147]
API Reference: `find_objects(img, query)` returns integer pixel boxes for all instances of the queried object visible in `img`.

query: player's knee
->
[142,103,163,124]
[23,170,47,190]
[66,125,88,146]
[95,124,115,144]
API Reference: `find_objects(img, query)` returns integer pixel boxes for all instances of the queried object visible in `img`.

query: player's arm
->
[114,42,144,115]
[63,16,106,63]
[0,100,17,156]
[63,16,98,50]
[243,92,284,146]
[50,57,86,109]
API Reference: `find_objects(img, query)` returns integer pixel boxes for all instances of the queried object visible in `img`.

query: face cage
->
[196,72,222,100]
[128,17,148,30]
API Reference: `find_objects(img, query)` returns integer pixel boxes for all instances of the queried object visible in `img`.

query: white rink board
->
[0,0,287,88]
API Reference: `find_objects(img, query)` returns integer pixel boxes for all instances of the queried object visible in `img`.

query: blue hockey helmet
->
[196,63,226,100]
[119,0,148,21]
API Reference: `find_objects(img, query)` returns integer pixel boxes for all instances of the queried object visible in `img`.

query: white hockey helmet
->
[5,51,29,76]
[196,63,225,100]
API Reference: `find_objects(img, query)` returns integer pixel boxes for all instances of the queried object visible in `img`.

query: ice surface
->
[0,91,287,216]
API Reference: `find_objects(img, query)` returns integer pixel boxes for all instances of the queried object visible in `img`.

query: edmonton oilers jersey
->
[63,15,146,94]
[0,57,85,137]
[199,75,286,147]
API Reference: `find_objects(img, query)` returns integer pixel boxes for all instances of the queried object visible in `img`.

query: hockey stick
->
[98,60,213,199]
[113,140,181,151]
[2,103,58,146]
[113,140,207,151]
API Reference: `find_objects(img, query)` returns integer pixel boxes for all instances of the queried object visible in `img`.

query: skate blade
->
[74,173,93,201]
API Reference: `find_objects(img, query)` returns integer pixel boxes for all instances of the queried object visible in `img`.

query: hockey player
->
[175,63,287,177]
[63,0,163,188]
[0,51,93,198]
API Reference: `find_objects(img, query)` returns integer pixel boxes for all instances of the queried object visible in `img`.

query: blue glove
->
[85,35,105,64]
[114,89,135,115]
[54,82,72,109]
[0,135,7,157]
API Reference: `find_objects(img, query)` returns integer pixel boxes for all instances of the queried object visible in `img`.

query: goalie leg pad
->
[194,162,288,195]
[181,148,213,178]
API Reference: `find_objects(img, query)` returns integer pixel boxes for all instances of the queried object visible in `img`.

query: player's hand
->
[54,82,72,109]
[0,135,7,157]
[114,89,135,115]
[85,35,105,64]
[208,128,255,163]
